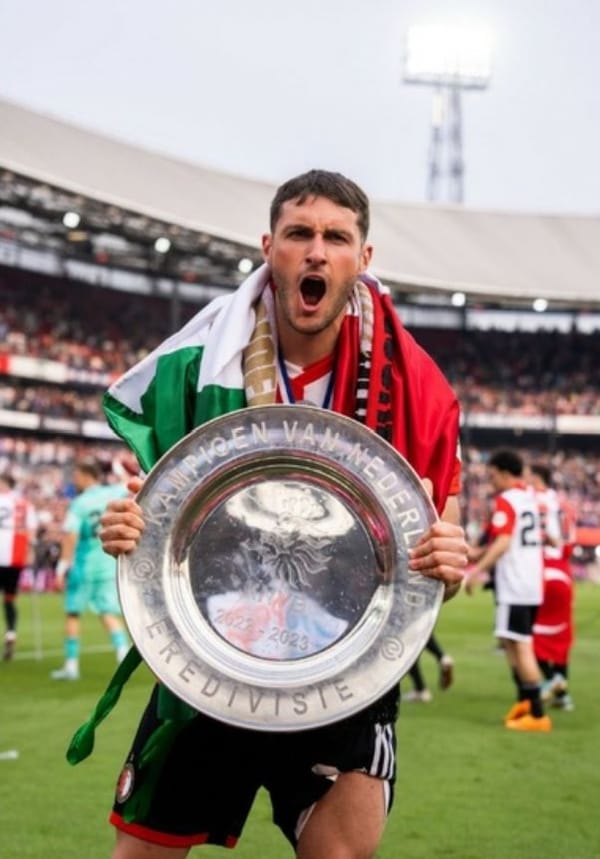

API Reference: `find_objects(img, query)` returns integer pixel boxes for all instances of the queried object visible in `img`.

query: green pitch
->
[1,584,599,858]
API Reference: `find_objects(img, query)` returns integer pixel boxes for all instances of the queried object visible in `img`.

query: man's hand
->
[411,481,468,600]
[408,519,469,598]
[99,476,145,557]
[463,565,490,596]
[54,559,70,592]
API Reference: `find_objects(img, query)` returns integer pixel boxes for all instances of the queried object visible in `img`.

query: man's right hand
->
[463,565,489,595]
[99,476,146,557]
[54,559,70,591]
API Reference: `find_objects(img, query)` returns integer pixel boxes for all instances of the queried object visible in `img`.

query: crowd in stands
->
[414,327,600,417]
[0,265,197,376]
[454,384,598,418]
[0,380,104,420]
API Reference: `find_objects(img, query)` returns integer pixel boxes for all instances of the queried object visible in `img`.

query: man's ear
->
[261,233,272,262]
[359,242,373,272]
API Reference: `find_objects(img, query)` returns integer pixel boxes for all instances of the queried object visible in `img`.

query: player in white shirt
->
[465,449,550,732]
[0,473,37,660]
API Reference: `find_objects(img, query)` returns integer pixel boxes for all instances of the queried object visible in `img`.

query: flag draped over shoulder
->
[104,263,460,513]
[104,266,269,473]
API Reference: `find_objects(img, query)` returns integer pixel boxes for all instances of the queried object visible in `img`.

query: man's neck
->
[276,310,344,367]
[278,330,339,367]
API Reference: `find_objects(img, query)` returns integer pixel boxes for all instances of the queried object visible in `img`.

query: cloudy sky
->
[1,0,599,214]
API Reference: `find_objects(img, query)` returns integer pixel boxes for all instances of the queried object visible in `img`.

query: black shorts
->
[0,566,21,597]
[110,685,398,850]
[495,603,539,641]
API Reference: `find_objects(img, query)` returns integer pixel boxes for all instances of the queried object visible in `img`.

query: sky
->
[1,0,599,215]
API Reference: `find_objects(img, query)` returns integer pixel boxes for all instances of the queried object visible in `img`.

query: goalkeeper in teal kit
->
[51,458,130,680]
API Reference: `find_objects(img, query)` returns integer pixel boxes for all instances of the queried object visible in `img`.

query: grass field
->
[1,584,599,859]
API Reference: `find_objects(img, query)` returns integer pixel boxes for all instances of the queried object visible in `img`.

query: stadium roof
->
[1,97,599,307]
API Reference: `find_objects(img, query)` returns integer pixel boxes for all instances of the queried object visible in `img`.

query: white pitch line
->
[0,750,20,760]
[7,644,114,662]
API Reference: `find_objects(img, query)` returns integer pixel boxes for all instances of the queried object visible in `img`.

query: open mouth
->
[300,276,326,307]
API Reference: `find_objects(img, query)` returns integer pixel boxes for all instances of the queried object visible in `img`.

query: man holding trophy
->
[84,170,468,859]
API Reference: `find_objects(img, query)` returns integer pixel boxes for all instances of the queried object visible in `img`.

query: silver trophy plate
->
[118,403,442,731]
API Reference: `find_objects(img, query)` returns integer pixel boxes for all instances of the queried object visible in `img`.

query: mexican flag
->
[103,264,273,473]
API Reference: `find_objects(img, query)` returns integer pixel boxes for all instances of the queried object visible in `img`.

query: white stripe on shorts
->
[370,723,395,781]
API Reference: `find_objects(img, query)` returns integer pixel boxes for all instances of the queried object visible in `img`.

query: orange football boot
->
[503,699,531,724]
[505,714,552,732]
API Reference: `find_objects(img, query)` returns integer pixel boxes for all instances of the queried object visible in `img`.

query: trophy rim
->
[118,404,442,730]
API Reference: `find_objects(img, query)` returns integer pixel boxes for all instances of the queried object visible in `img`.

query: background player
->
[403,632,454,702]
[465,449,550,732]
[0,473,37,660]
[50,458,130,680]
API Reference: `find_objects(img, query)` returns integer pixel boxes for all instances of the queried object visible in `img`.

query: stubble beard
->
[273,270,358,338]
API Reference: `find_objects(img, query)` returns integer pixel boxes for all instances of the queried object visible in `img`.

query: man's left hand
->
[408,520,468,599]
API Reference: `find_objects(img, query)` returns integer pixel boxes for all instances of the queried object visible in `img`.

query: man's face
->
[488,465,509,492]
[262,194,372,340]
[73,468,87,493]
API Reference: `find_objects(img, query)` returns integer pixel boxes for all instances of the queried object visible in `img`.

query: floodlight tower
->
[404,24,492,204]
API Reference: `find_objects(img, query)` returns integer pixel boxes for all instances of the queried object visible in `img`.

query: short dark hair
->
[270,169,370,240]
[0,473,15,489]
[75,458,102,480]
[530,463,552,487]
[488,448,523,477]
